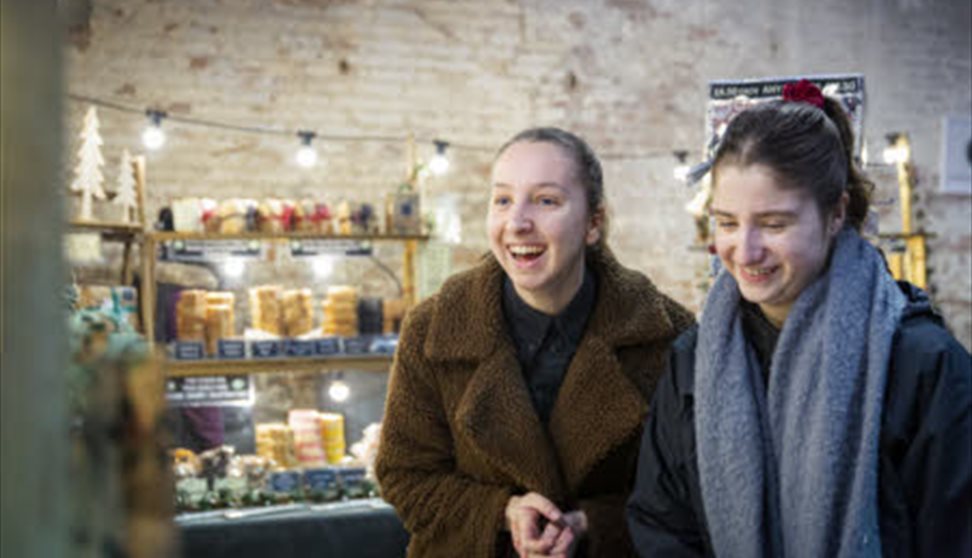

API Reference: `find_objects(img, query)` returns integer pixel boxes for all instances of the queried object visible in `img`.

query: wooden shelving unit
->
[68,220,145,291]
[165,354,394,377]
[141,231,427,344]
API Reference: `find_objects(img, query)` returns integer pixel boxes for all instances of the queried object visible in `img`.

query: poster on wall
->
[705,74,866,160]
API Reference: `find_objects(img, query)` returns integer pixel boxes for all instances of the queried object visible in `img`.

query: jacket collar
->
[424,248,685,498]
[424,248,680,361]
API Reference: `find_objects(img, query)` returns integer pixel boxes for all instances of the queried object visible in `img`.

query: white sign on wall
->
[941,115,972,195]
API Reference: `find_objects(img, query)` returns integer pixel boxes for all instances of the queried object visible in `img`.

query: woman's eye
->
[762,222,787,231]
[492,196,511,206]
[716,221,737,231]
[537,197,559,206]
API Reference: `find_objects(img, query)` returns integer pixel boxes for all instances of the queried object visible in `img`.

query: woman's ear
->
[829,191,849,235]
[586,207,604,246]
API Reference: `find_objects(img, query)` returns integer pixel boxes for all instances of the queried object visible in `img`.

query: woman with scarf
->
[376,127,693,557]
[626,81,971,557]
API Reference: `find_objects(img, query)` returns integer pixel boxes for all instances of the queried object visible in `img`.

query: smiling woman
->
[627,82,971,558]
[376,127,694,558]
[487,140,602,316]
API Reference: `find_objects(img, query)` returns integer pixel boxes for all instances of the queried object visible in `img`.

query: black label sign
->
[165,375,252,407]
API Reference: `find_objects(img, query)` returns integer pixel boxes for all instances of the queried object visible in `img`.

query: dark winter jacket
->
[626,282,972,557]
[376,248,694,558]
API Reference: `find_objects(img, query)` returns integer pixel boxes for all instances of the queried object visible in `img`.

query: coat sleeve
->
[626,333,707,557]
[891,324,971,557]
[375,307,514,557]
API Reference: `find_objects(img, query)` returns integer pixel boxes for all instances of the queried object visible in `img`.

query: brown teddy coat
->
[376,248,693,557]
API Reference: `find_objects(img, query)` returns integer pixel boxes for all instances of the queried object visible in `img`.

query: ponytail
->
[822,97,873,231]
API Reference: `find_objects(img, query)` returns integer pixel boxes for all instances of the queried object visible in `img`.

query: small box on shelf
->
[173,341,206,360]
[342,335,373,355]
[284,339,317,358]
[314,337,341,356]
[250,340,283,359]
[217,339,247,359]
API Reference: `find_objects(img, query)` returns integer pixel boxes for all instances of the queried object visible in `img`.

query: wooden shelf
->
[69,220,144,238]
[147,231,428,242]
[165,355,394,377]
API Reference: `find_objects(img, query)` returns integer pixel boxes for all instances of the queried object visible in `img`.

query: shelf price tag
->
[315,337,341,356]
[343,335,373,355]
[284,339,317,357]
[217,339,247,359]
[250,340,283,358]
[173,341,206,360]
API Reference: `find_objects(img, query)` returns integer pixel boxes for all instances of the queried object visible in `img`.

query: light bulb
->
[296,130,318,168]
[429,140,450,175]
[296,145,318,168]
[223,258,245,278]
[328,380,350,402]
[673,164,690,182]
[142,126,166,150]
[142,109,167,150]
[672,150,690,182]
[429,154,449,175]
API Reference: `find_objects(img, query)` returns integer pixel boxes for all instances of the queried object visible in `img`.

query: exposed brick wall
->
[65,0,971,358]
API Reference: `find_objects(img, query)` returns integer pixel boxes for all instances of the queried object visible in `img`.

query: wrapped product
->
[176,289,208,341]
[257,199,286,233]
[288,409,327,467]
[282,288,314,338]
[300,200,332,234]
[255,423,297,469]
[204,304,234,356]
[322,286,358,337]
[217,199,250,234]
[319,412,346,465]
[248,285,282,336]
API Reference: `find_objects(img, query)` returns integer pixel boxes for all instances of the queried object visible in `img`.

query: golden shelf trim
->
[147,231,429,242]
[69,220,145,234]
[165,355,394,377]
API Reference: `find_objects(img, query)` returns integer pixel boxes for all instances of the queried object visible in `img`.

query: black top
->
[502,269,596,423]
[740,301,780,385]
[626,282,972,557]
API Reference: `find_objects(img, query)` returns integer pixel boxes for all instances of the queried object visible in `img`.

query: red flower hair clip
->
[782,79,825,109]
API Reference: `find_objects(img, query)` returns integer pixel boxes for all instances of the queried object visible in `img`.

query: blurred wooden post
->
[1,1,71,556]
[132,155,148,231]
[141,234,157,343]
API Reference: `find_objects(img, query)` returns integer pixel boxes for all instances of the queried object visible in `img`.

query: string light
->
[296,130,318,168]
[142,109,167,150]
[672,150,690,182]
[328,372,350,402]
[428,140,450,175]
[882,132,910,164]
[68,93,700,163]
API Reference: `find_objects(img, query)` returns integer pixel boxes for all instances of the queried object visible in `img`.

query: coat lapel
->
[422,249,688,499]
[454,345,566,499]
[547,336,648,492]
[424,256,566,499]
[549,248,686,492]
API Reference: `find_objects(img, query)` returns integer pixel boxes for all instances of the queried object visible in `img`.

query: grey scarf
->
[695,229,907,557]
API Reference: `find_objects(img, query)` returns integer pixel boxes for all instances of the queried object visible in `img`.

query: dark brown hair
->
[496,127,609,245]
[712,98,873,231]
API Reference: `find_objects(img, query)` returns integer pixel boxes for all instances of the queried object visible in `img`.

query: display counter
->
[176,499,408,558]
